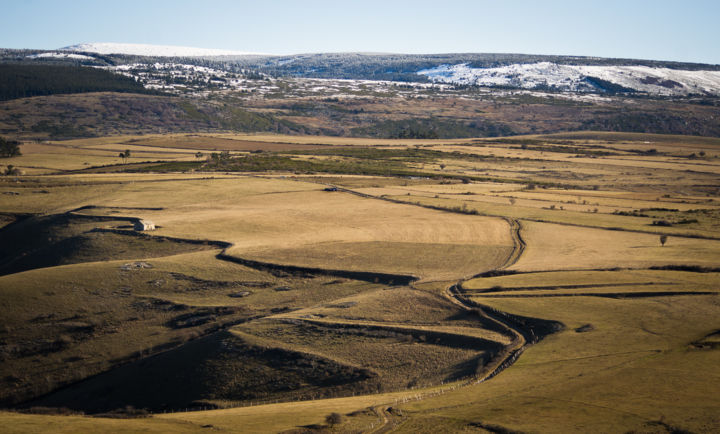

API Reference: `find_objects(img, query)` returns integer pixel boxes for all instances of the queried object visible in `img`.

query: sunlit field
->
[1,131,718,433]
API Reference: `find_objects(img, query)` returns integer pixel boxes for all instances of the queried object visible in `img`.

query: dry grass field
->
[1,131,719,433]
[510,220,720,271]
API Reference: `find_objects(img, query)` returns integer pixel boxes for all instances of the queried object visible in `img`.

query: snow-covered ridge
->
[26,52,95,60]
[60,42,264,57]
[418,62,720,96]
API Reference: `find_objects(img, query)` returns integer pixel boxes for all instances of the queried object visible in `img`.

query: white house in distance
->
[134,219,156,231]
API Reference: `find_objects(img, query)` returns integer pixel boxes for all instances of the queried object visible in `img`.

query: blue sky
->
[3,0,719,64]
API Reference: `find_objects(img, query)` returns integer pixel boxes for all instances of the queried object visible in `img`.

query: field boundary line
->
[333,185,720,241]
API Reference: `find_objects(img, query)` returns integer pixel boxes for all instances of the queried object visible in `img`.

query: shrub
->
[652,220,673,227]
[21,406,83,416]
[325,412,343,427]
[3,164,21,176]
[93,406,149,419]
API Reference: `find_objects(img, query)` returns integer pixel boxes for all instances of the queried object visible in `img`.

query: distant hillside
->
[234,52,720,83]
[60,42,264,57]
[0,46,718,139]
[0,64,152,101]
[2,47,720,96]
[0,92,309,139]
[417,62,720,96]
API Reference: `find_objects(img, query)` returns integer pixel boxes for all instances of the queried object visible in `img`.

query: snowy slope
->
[60,42,263,57]
[418,62,720,96]
[26,52,95,60]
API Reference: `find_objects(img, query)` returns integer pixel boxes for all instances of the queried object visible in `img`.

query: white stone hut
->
[134,219,156,231]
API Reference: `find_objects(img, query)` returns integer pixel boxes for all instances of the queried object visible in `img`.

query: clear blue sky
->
[3,0,719,64]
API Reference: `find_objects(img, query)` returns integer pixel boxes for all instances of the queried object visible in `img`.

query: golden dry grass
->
[244,241,512,281]
[493,188,720,212]
[357,185,683,215]
[73,179,515,280]
[2,172,515,282]
[511,220,720,271]
[212,132,477,146]
[273,286,513,344]
[398,294,720,433]
[2,131,720,433]
[0,412,202,434]
[230,319,484,392]
[28,291,711,433]
[154,390,428,433]
[121,133,337,152]
[379,193,720,237]
[464,269,720,291]
[5,141,196,174]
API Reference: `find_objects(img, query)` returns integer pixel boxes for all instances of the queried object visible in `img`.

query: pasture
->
[0,131,718,433]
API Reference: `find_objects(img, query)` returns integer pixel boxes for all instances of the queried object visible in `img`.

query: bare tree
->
[119,149,131,164]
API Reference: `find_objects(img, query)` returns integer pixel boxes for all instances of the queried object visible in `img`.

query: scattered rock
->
[328,301,357,309]
[168,313,216,329]
[274,286,292,292]
[387,406,403,417]
[120,262,153,271]
[575,324,595,333]
[112,287,132,297]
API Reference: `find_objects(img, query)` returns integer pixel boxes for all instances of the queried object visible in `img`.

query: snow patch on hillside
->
[26,52,95,60]
[60,42,264,57]
[418,62,720,96]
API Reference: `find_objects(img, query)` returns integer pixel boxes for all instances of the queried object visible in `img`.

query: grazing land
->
[1,130,719,433]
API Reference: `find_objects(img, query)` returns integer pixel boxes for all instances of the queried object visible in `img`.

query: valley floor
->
[0,132,719,432]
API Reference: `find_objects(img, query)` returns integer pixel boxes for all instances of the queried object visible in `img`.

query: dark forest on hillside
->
[0,64,153,101]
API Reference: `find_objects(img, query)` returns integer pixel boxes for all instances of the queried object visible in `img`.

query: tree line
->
[0,64,153,101]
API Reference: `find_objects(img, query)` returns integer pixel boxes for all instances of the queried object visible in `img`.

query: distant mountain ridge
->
[60,42,264,57]
[2,43,720,96]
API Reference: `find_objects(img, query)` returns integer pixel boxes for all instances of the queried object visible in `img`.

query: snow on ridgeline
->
[26,52,95,60]
[417,62,720,96]
[60,42,264,57]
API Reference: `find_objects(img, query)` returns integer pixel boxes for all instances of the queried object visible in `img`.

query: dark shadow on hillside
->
[22,331,375,413]
[0,213,216,276]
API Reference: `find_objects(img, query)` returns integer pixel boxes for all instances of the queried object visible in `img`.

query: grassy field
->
[510,220,720,271]
[1,131,719,433]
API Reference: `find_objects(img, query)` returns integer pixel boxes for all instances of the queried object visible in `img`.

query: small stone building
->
[134,219,156,231]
